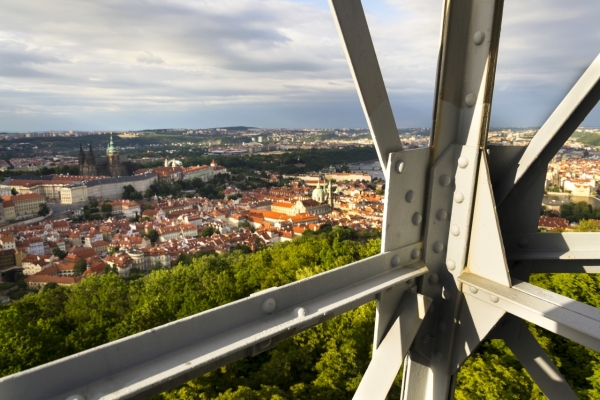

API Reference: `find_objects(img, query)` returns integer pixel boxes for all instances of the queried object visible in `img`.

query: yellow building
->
[1,193,46,218]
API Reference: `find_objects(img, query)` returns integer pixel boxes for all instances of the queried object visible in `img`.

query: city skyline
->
[1,0,600,131]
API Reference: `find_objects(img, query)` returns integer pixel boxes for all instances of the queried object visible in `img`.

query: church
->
[78,133,133,177]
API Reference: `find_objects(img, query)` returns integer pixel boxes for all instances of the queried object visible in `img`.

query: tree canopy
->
[0,228,599,398]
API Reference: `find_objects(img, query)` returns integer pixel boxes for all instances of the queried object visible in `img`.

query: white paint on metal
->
[355,292,431,400]
[464,153,511,286]
[328,0,402,170]
[500,320,578,400]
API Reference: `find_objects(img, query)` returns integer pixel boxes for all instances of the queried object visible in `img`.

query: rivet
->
[429,273,439,285]
[436,209,448,221]
[518,238,528,248]
[391,255,401,267]
[454,191,465,203]
[439,321,447,332]
[458,156,469,169]
[262,297,276,314]
[405,190,415,203]
[469,286,478,294]
[422,334,432,344]
[465,93,476,107]
[259,338,272,349]
[411,248,420,260]
[439,175,451,187]
[412,212,422,225]
[446,259,456,271]
[489,294,499,303]
[433,242,445,253]
[295,307,306,318]
[396,160,405,174]
[450,224,460,236]
[473,30,485,45]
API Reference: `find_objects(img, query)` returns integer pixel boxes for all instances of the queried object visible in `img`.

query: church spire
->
[106,132,116,155]
[78,143,85,165]
[88,143,96,165]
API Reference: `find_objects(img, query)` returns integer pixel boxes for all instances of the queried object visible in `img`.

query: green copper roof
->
[106,133,116,154]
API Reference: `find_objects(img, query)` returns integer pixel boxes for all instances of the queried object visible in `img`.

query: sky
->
[0,0,599,132]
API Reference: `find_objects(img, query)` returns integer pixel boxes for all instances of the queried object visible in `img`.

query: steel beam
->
[495,53,600,207]
[355,292,432,400]
[495,319,578,400]
[459,272,600,353]
[328,0,402,170]
[0,247,427,400]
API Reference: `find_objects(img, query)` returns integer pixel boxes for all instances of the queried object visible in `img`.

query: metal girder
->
[0,247,427,400]
[505,232,600,273]
[459,272,600,353]
[328,0,402,170]
[494,318,578,400]
[495,53,600,207]
[375,148,429,347]
[355,292,432,400]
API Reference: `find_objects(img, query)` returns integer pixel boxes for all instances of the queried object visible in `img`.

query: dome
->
[311,181,327,203]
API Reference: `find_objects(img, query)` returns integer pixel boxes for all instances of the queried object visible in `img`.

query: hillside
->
[1,228,599,398]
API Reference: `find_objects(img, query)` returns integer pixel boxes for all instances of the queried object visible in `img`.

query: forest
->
[1,228,599,399]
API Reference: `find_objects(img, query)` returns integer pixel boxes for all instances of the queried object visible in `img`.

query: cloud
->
[136,51,165,65]
[0,0,599,131]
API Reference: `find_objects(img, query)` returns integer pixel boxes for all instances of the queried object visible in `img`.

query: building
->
[78,133,133,177]
[1,193,46,219]
[86,174,157,201]
[59,184,88,204]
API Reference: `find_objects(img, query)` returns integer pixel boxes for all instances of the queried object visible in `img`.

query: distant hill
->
[572,130,600,146]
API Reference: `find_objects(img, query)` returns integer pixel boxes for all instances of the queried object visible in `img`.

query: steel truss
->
[2,0,600,399]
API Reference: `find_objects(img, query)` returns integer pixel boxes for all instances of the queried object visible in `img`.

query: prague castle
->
[78,133,132,177]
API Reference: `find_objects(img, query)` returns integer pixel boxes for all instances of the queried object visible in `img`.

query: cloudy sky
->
[0,0,599,132]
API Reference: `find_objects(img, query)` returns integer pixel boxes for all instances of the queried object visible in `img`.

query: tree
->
[73,259,87,276]
[10,188,17,196]
[52,248,67,260]
[38,203,50,216]
[101,203,113,213]
[145,229,159,243]
[200,226,218,237]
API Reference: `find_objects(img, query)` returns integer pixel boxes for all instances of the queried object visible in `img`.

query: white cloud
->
[0,0,598,131]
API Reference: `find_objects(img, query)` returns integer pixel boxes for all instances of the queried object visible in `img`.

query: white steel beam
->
[495,53,600,206]
[328,0,402,170]
[355,292,432,400]
[0,247,427,400]
[458,272,600,353]
[496,319,578,400]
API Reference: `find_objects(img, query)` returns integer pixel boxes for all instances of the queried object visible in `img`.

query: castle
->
[78,133,132,178]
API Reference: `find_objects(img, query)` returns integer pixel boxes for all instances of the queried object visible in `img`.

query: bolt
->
[439,321,447,332]
[433,242,445,253]
[465,93,476,107]
[391,255,401,267]
[473,30,485,45]
[446,259,456,271]
[412,212,422,225]
[436,209,448,221]
[429,273,439,285]
[262,297,276,314]
[439,175,451,187]
[518,238,529,248]
[458,156,469,169]
[422,334,432,344]
[469,286,478,294]
[489,294,500,303]
[295,307,306,318]
[411,248,420,260]
[396,160,405,174]
[450,224,460,236]
[454,191,465,204]
[405,190,415,203]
